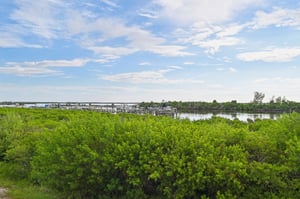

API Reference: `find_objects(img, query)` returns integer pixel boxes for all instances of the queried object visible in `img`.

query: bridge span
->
[0,101,177,117]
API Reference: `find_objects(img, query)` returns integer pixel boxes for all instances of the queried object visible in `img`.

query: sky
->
[1,0,300,102]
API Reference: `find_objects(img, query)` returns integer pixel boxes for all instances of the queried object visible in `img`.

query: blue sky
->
[1,0,300,102]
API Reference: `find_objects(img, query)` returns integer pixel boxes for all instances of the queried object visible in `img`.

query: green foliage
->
[0,112,25,160]
[144,100,300,113]
[0,108,300,198]
[0,174,59,199]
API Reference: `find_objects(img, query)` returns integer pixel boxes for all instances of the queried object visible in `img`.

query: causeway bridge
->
[0,101,177,117]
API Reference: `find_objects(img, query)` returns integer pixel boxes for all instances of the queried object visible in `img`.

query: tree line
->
[140,100,300,113]
[140,92,300,113]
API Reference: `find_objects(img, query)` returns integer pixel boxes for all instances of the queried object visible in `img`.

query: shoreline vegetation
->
[0,107,300,198]
[2,99,300,114]
[140,100,300,114]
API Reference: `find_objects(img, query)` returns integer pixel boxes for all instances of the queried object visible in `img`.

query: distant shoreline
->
[1,100,300,114]
[140,101,300,114]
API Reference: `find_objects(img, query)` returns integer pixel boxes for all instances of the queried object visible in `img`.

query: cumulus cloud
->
[237,48,300,62]
[252,7,300,29]
[151,1,300,56]
[175,23,246,54]
[153,0,263,25]
[197,37,243,54]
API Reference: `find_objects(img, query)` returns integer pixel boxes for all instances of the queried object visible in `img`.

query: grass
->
[0,178,59,199]
[0,163,60,199]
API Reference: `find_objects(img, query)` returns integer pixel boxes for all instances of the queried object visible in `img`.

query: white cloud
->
[153,0,263,25]
[147,45,194,56]
[167,65,182,70]
[137,9,158,19]
[197,37,242,54]
[0,84,211,102]
[86,46,138,59]
[139,62,151,66]
[100,0,118,8]
[0,33,42,48]
[101,69,203,84]
[183,62,195,65]
[0,58,105,76]
[6,59,90,68]
[4,1,192,58]
[252,7,300,29]
[101,70,169,83]
[66,14,192,57]
[10,0,65,39]
[217,67,237,73]
[222,56,232,63]
[176,23,245,54]
[237,48,300,62]
[66,16,128,39]
[66,10,190,55]
[177,24,218,44]
[0,66,61,77]
[229,67,237,73]
[216,24,246,38]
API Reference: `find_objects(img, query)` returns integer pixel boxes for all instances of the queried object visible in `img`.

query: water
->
[177,112,282,122]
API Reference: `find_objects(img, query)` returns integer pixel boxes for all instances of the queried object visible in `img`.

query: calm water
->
[177,112,282,122]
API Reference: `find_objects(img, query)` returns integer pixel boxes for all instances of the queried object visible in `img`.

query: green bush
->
[0,108,300,198]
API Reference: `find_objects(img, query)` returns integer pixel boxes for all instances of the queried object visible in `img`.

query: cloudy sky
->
[1,0,300,102]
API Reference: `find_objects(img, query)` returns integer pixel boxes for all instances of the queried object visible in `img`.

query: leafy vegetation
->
[0,108,300,198]
[140,100,300,113]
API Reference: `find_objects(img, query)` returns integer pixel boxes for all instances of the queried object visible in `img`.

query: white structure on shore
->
[0,102,177,117]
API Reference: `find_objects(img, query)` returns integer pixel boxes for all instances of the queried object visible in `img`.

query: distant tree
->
[282,96,287,103]
[270,96,275,104]
[253,91,265,104]
[276,96,282,104]
[162,100,167,108]
[275,96,288,104]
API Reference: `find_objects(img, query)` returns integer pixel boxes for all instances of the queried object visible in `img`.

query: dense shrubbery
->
[0,108,300,198]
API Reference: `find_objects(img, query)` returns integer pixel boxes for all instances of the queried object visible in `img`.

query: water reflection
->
[177,112,282,122]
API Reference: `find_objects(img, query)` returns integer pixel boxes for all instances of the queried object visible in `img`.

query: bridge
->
[0,101,177,117]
